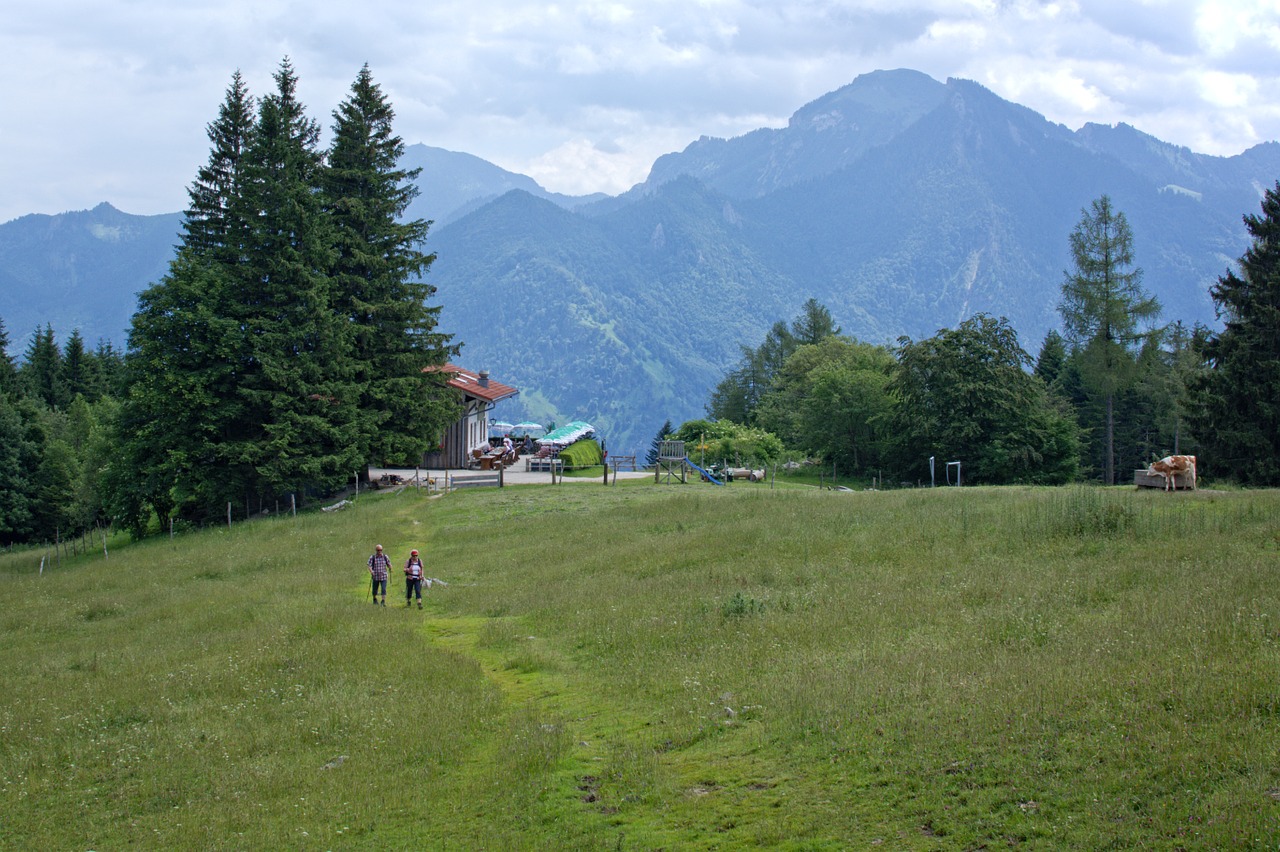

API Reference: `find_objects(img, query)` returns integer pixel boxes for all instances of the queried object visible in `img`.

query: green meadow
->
[2,482,1278,849]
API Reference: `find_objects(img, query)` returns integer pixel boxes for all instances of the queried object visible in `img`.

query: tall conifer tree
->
[1059,196,1160,484]
[233,58,357,499]
[0,316,17,400]
[116,71,258,528]
[0,395,36,542]
[60,329,94,403]
[1189,182,1280,484]
[183,70,255,262]
[20,325,61,409]
[324,64,458,465]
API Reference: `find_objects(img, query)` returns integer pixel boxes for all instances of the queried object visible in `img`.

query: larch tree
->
[1059,195,1161,484]
[1189,182,1280,485]
[791,297,842,346]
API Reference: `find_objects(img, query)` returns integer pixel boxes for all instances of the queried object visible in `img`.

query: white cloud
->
[1198,70,1259,108]
[2,0,1280,221]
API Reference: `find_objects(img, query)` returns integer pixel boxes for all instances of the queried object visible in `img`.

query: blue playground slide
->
[683,457,725,486]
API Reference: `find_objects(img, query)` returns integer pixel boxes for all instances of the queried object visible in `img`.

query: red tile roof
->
[424,363,519,403]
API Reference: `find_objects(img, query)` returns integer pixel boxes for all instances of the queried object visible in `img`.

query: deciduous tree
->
[888,315,1078,485]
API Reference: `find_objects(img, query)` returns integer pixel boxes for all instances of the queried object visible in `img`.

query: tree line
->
[683,191,1280,487]
[0,321,125,545]
[0,59,461,546]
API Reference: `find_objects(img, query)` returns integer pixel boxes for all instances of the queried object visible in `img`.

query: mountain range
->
[3,68,1278,455]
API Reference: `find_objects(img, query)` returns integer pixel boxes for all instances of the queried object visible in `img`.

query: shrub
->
[558,439,603,470]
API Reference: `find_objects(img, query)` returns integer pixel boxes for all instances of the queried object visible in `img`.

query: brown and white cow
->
[1146,455,1197,492]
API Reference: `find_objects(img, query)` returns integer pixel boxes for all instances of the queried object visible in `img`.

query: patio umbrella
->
[512,422,545,436]
[488,421,514,436]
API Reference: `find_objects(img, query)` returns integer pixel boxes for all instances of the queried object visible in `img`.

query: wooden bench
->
[448,469,504,489]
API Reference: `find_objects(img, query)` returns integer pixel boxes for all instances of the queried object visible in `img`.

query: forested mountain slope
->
[4,69,1278,453]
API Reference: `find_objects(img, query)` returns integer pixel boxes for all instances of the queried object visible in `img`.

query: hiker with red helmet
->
[404,549,426,609]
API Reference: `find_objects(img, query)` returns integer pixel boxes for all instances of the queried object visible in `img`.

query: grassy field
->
[1,481,1278,849]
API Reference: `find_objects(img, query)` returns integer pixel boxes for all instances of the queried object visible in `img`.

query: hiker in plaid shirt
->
[367,544,391,606]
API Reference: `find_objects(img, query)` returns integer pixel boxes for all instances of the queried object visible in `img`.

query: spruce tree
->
[116,71,260,526]
[90,339,125,399]
[646,419,673,467]
[0,316,16,400]
[1034,330,1067,390]
[233,57,357,500]
[1189,182,1280,484]
[0,395,36,542]
[183,70,255,263]
[60,329,95,403]
[324,64,458,466]
[120,254,242,526]
[20,324,61,409]
[1059,196,1161,484]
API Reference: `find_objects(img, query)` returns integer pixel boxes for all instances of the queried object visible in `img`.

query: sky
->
[3,0,1279,225]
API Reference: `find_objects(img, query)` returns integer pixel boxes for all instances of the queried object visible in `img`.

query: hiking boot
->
[418,601,423,609]
[380,599,386,607]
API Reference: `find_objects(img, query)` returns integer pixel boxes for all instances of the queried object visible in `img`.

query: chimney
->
[478,370,490,388]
